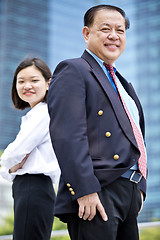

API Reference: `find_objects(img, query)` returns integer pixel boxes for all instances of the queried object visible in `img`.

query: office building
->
[0,0,159,223]
[0,0,50,149]
[48,0,160,222]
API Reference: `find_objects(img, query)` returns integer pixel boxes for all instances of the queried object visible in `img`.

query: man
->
[48,5,147,240]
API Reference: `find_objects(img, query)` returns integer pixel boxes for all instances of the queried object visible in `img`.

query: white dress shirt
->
[0,102,60,183]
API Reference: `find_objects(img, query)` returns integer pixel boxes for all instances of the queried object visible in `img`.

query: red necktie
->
[104,63,147,179]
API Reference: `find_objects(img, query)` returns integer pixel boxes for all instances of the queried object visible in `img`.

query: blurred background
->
[0,0,160,236]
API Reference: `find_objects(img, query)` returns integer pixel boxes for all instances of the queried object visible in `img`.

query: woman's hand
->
[9,154,29,173]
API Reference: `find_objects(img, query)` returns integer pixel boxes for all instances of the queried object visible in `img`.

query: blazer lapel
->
[81,50,138,149]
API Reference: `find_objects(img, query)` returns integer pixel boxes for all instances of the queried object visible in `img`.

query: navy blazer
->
[48,50,146,219]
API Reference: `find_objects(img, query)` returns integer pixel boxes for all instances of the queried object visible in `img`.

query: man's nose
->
[108,30,119,40]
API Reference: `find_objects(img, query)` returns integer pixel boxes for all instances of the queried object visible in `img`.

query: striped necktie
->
[104,63,147,179]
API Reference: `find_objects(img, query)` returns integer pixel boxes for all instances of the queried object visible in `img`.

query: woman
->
[0,58,60,240]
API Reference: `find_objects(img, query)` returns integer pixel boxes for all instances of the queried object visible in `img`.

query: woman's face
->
[16,65,49,108]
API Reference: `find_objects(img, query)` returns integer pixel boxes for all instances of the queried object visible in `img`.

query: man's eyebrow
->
[100,23,110,27]
[100,23,125,28]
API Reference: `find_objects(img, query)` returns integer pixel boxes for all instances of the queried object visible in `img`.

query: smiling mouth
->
[105,44,118,47]
[104,44,119,51]
[23,91,35,95]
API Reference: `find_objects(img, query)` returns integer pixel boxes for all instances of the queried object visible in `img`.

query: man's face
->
[83,9,126,65]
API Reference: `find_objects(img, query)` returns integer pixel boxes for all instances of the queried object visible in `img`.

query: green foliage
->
[0,150,3,167]
[0,214,70,239]
[0,214,14,235]
[140,227,160,240]
[51,236,70,240]
[52,217,70,239]
[53,217,67,230]
[0,213,160,239]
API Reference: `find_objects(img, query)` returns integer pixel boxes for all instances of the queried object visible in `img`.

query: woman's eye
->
[32,79,39,82]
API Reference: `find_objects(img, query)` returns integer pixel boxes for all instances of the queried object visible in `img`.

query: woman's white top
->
[0,102,60,183]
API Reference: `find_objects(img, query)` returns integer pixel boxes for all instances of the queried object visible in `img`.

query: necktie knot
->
[103,62,113,70]
[103,63,115,81]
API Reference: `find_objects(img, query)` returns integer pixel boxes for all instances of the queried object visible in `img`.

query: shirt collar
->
[86,49,116,71]
[23,102,46,120]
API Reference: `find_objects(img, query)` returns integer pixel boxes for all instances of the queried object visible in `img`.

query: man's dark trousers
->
[67,177,142,240]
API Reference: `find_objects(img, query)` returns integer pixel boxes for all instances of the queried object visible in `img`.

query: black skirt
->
[12,174,55,240]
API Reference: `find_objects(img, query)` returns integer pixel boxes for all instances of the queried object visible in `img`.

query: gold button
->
[69,188,73,191]
[98,110,103,116]
[67,183,71,187]
[105,132,111,137]
[113,154,119,160]
[71,191,75,195]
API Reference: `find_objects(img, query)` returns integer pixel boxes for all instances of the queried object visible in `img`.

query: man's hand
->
[138,190,144,214]
[9,154,29,173]
[77,192,108,221]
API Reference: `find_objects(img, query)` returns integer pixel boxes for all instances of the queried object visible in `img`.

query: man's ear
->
[82,26,90,43]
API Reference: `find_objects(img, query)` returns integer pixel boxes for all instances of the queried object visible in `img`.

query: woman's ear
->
[47,78,51,90]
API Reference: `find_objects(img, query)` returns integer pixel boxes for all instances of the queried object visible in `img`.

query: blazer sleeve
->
[48,60,101,200]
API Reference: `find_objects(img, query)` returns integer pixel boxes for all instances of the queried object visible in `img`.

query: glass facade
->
[48,0,160,223]
[0,0,50,149]
[134,0,160,222]
[0,0,160,223]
